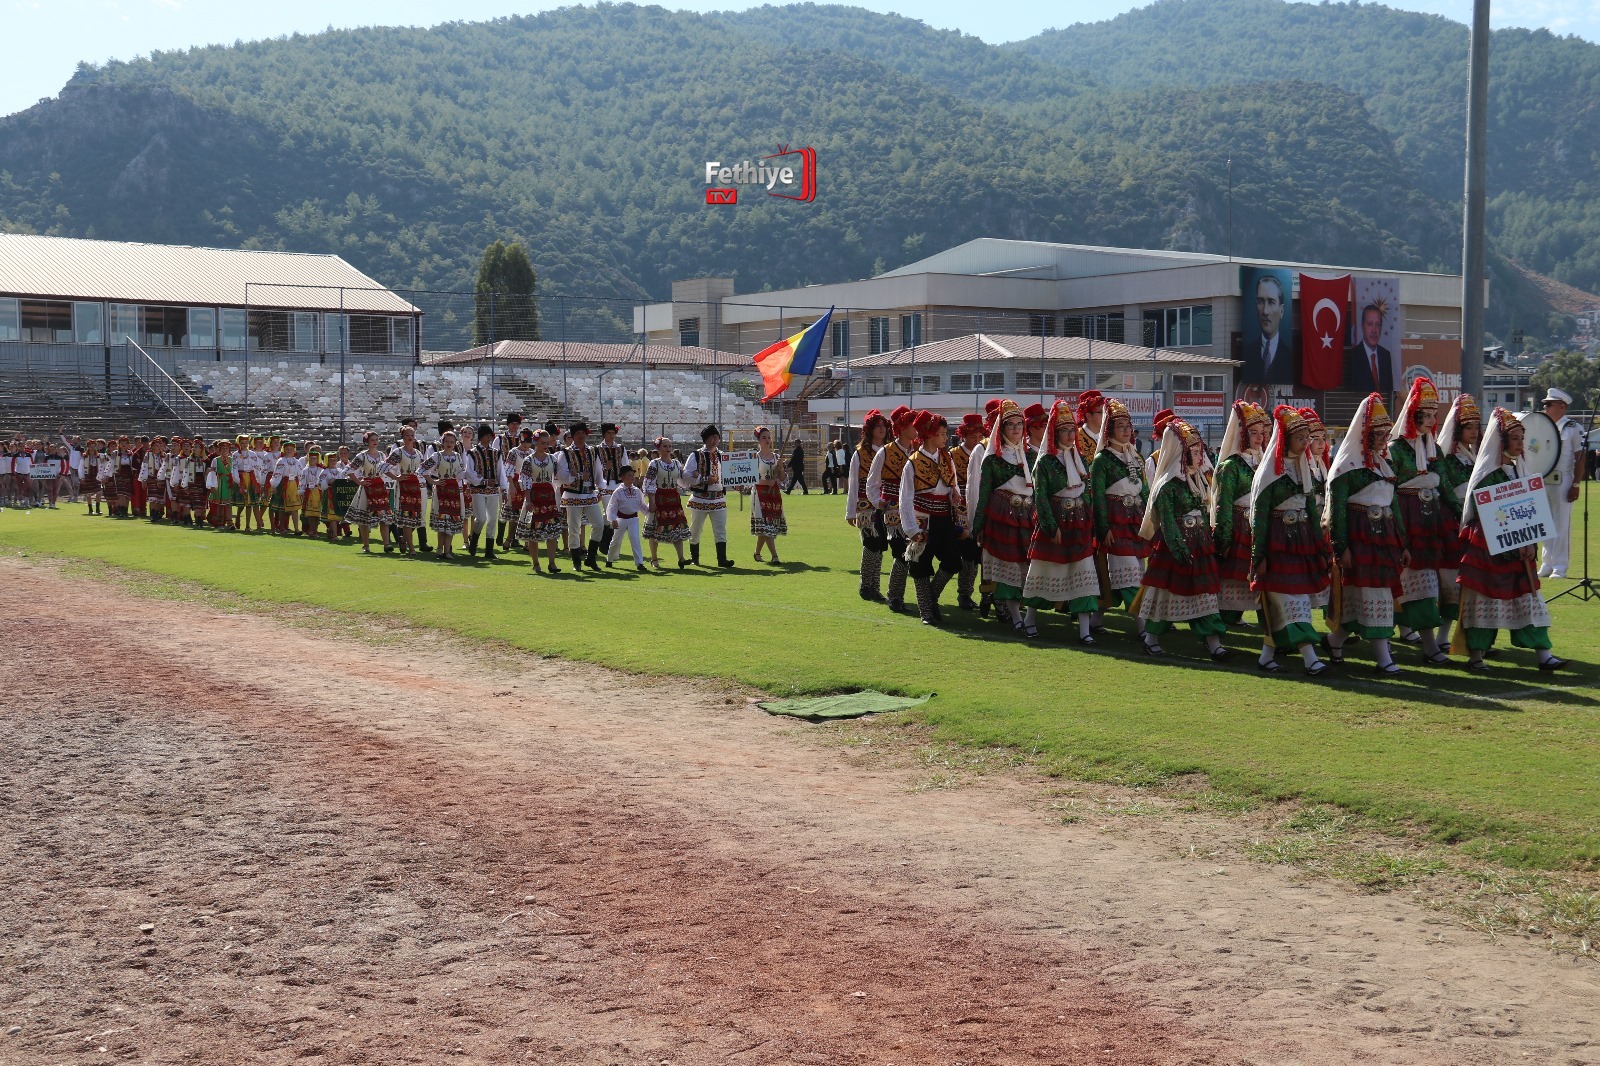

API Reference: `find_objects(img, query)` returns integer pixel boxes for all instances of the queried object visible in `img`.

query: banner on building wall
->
[1297,273,1350,391]
[1238,266,1296,388]
[1347,277,1403,398]
[1399,339,1462,405]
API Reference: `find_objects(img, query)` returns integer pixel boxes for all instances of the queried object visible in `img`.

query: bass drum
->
[1516,410,1562,478]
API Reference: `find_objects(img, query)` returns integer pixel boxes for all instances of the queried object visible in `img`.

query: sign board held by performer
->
[1474,475,1557,555]
[720,451,759,490]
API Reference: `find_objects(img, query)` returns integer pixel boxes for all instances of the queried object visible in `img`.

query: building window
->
[248,310,292,351]
[110,304,139,345]
[1028,314,1056,337]
[678,316,700,347]
[348,314,391,354]
[390,317,414,355]
[323,313,345,354]
[869,317,890,355]
[1143,305,1214,347]
[980,371,1005,392]
[140,306,188,347]
[19,299,72,342]
[856,378,884,396]
[1058,372,1086,390]
[0,297,17,341]
[919,375,940,393]
[948,373,972,392]
[1015,371,1058,391]
[831,320,850,361]
[900,312,922,349]
[1063,313,1124,343]
[1171,374,1225,392]
[186,308,215,349]
[892,376,913,394]
[71,302,103,344]
[222,309,247,351]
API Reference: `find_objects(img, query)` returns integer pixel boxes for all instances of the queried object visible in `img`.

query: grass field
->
[2,493,1596,870]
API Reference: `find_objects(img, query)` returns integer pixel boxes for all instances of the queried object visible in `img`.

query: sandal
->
[1304,660,1329,677]
[1374,661,1402,675]
[1538,656,1568,672]
[1076,633,1096,646]
[1209,647,1234,662]
[1256,659,1282,673]
[1466,658,1489,673]
[1423,651,1451,665]
[1140,638,1164,657]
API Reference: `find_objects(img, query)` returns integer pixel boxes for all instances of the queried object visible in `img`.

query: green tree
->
[1530,349,1600,409]
[472,240,539,347]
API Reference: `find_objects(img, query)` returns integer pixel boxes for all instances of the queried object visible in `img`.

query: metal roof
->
[0,234,419,314]
[837,334,1239,370]
[433,340,740,369]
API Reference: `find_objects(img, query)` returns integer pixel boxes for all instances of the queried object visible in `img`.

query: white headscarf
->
[1388,375,1440,465]
[1209,400,1267,526]
[1462,408,1523,527]
[987,398,1033,489]
[1139,421,1206,541]
[1249,406,1312,525]
[1436,393,1481,464]
[1326,392,1395,484]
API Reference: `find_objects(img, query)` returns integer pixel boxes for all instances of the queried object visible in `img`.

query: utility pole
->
[1460,0,1490,406]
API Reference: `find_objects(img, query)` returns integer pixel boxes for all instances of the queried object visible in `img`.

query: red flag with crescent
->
[1298,273,1350,391]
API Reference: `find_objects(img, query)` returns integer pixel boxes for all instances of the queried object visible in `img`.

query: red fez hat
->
[957,413,985,436]
[1151,407,1175,438]
[983,398,1003,415]
[1023,402,1048,426]
[890,405,917,433]
[912,409,946,437]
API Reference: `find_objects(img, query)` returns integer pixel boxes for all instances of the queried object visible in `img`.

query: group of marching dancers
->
[846,382,1568,674]
[71,415,794,573]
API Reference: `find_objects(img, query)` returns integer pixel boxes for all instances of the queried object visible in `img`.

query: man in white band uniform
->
[1539,387,1589,579]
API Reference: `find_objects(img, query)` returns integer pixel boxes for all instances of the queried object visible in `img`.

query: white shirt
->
[845,446,877,521]
[1553,415,1584,485]
[898,447,955,536]
[606,484,645,523]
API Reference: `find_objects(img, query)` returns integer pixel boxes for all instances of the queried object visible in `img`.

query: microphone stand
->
[1548,401,1596,604]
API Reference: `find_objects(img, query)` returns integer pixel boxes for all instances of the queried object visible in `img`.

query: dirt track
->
[1,557,1596,1065]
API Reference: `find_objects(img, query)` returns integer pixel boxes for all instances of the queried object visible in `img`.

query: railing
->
[126,340,210,436]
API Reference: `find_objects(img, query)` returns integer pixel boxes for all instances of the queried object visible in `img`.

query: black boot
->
[484,540,497,561]
[496,520,508,550]
[417,529,431,551]
[930,569,953,625]
[957,559,978,611]
[914,575,939,626]
[571,547,585,570]
[599,525,615,555]
[586,542,600,570]
[859,548,885,602]
[717,541,734,568]
[887,559,910,613]
[691,542,701,566]
[467,532,479,557]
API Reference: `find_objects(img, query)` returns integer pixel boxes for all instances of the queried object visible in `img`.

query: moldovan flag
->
[1298,273,1350,391]
[753,307,833,402]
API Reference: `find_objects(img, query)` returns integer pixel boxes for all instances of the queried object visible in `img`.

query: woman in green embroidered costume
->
[1387,376,1450,663]
[1433,394,1480,650]
[1247,405,1331,675]
[1089,398,1152,638]
[1023,400,1101,642]
[972,399,1039,634]
[1210,400,1271,624]
[1135,418,1231,661]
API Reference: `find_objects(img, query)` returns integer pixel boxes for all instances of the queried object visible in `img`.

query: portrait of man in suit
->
[1343,303,1395,395]
[1239,270,1295,385]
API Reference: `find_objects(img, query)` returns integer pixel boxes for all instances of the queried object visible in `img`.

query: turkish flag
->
[1298,273,1350,391]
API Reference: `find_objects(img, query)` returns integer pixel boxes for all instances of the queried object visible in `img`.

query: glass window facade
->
[187,307,216,349]
[0,297,17,341]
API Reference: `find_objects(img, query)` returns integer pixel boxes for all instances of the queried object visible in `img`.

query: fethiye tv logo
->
[704,145,817,205]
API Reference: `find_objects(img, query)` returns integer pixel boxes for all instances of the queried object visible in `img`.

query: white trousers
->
[1540,484,1574,575]
[470,490,500,530]
[689,505,727,544]
[566,501,603,545]
[607,515,644,564]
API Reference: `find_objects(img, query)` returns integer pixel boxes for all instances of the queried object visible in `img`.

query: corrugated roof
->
[434,340,743,369]
[0,234,418,314]
[837,334,1239,369]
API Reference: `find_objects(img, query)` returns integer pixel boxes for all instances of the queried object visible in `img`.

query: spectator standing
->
[823,439,847,494]
[786,440,809,495]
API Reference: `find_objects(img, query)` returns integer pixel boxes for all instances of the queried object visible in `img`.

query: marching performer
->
[344,432,394,554]
[643,435,690,570]
[298,447,328,538]
[1145,409,1174,485]
[209,438,238,530]
[1025,401,1049,451]
[1247,406,1331,675]
[1074,391,1106,464]
[1457,407,1567,671]
[386,426,427,555]
[966,399,1003,616]
[1026,399,1101,642]
[1210,400,1270,625]
[949,413,986,610]
[1136,418,1231,660]
[270,440,305,536]
[327,445,358,541]
[846,409,890,599]
[1298,406,1334,614]
[1090,398,1152,631]
[516,429,565,575]
[1388,377,1450,662]
[465,424,505,560]
[1325,393,1409,674]
[80,440,102,515]
[556,421,606,571]
[140,438,168,523]
[681,424,735,568]
[596,422,632,560]
[751,427,788,564]
[898,410,965,625]
[502,429,534,553]
[866,406,919,610]
[110,436,136,517]
[427,430,468,561]
[972,400,1037,632]
[605,464,648,570]
[1434,394,1481,649]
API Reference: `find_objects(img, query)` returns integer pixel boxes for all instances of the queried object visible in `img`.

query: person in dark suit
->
[1343,304,1395,395]
[1240,273,1294,384]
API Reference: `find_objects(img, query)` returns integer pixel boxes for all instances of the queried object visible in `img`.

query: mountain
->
[0,1,1583,343]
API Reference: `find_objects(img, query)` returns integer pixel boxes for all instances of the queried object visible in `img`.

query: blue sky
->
[5,0,1598,118]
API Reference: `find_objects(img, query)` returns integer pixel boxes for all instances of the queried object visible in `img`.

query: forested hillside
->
[0,0,1592,341]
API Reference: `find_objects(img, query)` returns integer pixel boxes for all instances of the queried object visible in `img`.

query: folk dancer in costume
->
[80,440,102,515]
[1456,407,1567,671]
[556,420,606,571]
[1074,391,1106,466]
[1325,393,1409,674]
[465,424,505,560]
[128,437,148,518]
[1538,387,1589,579]
[1210,400,1271,625]
[1136,418,1231,661]
[1024,402,1049,453]
[1433,394,1481,650]
[344,432,395,554]
[244,436,270,531]
[97,439,120,515]
[1247,406,1332,676]
[595,422,631,559]
[965,399,1004,617]
[426,431,469,561]
[163,440,190,526]
[502,428,534,554]
[516,430,565,575]
[386,426,427,555]
[751,426,788,564]
[898,410,967,626]
[1297,406,1334,615]
[1145,409,1175,485]
[1026,399,1101,642]
[111,436,137,517]
[257,437,282,530]
[681,424,736,569]
[846,409,890,599]
[605,464,648,571]
[972,400,1038,633]
[326,446,358,541]
[949,413,986,610]
[1090,399,1153,635]
[209,439,238,530]
[643,436,690,570]
[139,438,168,522]
[298,447,328,538]
[1388,376,1451,662]
[866,406,919,610]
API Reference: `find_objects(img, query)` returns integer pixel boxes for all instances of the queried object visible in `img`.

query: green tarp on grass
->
[757,690,932,720]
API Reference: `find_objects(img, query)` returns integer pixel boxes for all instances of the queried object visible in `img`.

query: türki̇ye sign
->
[1474,475,1556,555]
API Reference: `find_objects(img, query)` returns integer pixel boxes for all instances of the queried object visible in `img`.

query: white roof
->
[0,234,418,315]
[837,333,1238,370]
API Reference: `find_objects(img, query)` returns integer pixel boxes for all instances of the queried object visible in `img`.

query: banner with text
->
[1474,475,1557,555]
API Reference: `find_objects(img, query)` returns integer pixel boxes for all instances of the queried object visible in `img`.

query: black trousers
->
[908,514,962,578]
[786,468,808,493]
